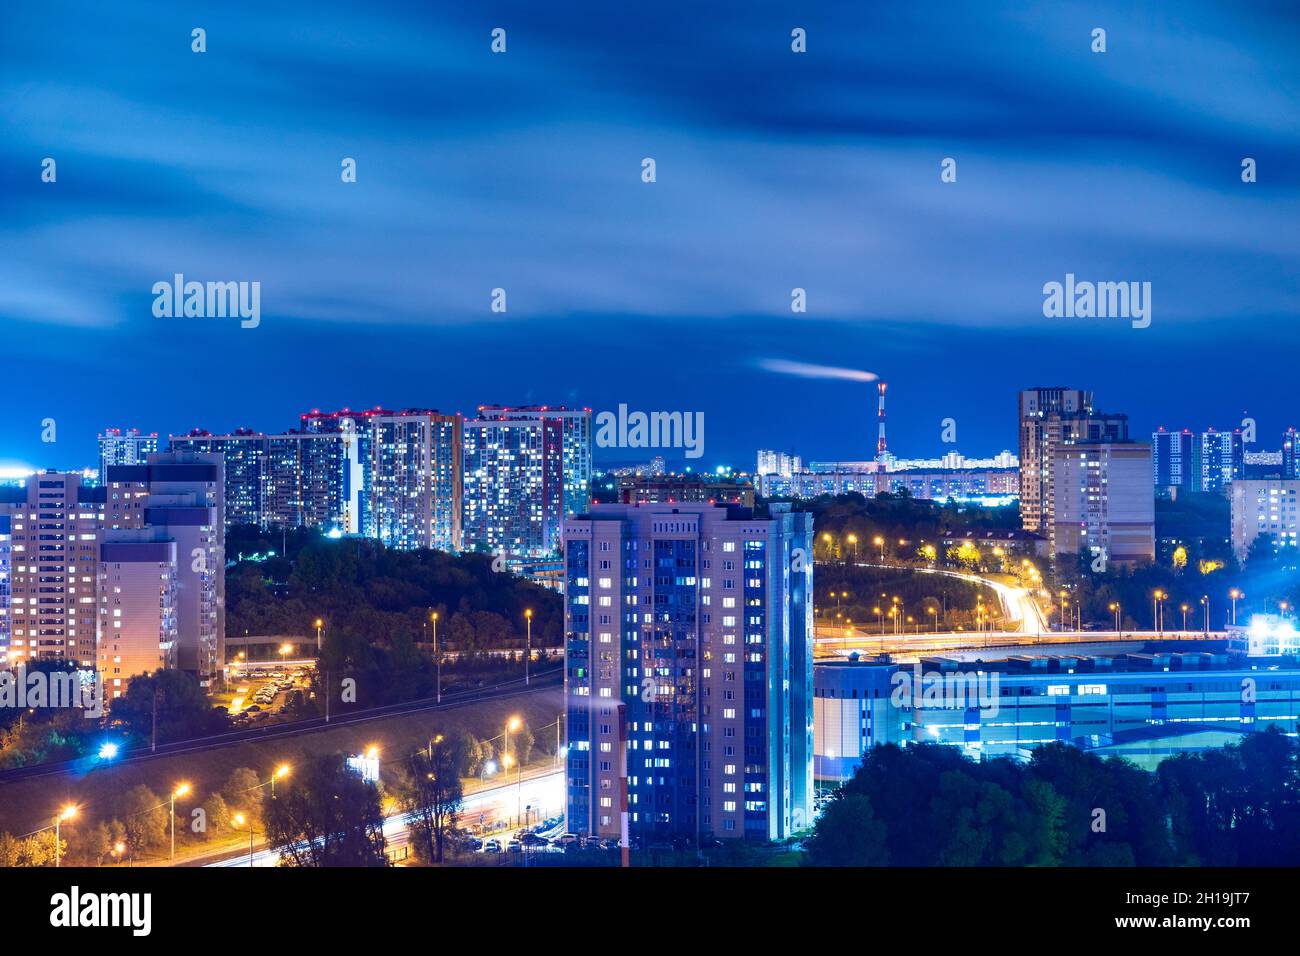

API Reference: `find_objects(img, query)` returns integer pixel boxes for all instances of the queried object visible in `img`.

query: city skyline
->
[4,375,1296,475]
[3,1,1298,469]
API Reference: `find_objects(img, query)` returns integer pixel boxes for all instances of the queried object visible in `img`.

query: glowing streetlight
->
[524,608,534,686]
[873,535,885,561]
[271,763,290,797]
[54,804,77,868]
[233,812,255,867]
[432,610,441,703]
[314,618,324,651]
[170,783,191,862]
[846,534,858,562]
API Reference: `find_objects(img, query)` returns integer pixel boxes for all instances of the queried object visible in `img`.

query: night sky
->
[2,1,1297,471]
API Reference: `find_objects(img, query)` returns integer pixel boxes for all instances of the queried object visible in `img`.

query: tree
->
[803,793,887,866]
[403,738,465,863]
[111,669,229,746]
[263,753,388,867]
[116,784,168,853]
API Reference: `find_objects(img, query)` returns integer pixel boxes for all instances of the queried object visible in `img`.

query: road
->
[204,767,565,867]
[0,667,562,785]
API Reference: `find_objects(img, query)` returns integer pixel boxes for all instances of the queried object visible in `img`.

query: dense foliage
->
[806,731,1300,866]
[226,528,563,652]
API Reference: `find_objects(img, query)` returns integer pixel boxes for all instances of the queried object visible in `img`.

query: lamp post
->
[874,536,884,562]
[54,804,76,868]
[170,783,191,863]
[524,609,533,686]
[233,813,254,867]
[1109,602,1121,634]
[432,611,441,703]
[1181,603,1190,632]
[1201,595,1210,636]
[314,618,323,652]
[847,534,858,563]
[1229,589,1242,626]
[927,606,937,632]
[270,763,290,798]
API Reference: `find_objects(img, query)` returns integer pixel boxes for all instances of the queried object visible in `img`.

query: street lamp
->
[314,618,324,652]
[432,610,441,703]
[873,606,883,634]
[1201,595,1210,636]
[1152,590,1166,634]
[233,812,255,867]
[524,608,533,686]
[54,804,77,868]
[279,642,293,666]
[1229,589,1243,626]
[110,840,126,866]
[1109,602,1121,633]
[846,534,858,562]
[874,536,885,562]
[271,763,290,797]
[927,606,937,632]
[1181,603,1190,632]
[170,783,191,863]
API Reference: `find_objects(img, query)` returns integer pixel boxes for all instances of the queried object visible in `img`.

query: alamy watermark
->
[0,664,103,718]
[890,663,1000,717]
[152,274,261,329]
[594,404,704,459]
[1042,273,1150,329]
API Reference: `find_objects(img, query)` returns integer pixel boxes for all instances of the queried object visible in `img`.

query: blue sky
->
[2,1,1297,470]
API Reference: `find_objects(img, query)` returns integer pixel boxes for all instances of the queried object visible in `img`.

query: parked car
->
[483,839,501,854]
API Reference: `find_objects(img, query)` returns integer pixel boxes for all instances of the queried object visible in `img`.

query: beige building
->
[1052,442,1155,565]
[1230,480,1300,560]
[98,534,177,700]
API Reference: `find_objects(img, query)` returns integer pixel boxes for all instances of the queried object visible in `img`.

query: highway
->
[814,561,1226,659]
[205,767,565,867]
[0,667,562,785]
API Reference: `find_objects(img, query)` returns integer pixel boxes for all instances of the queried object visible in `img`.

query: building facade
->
[463,411,566,557]
[98,428,159,477]
[563,502,814,843]
[0,473,106,668]
[97,535,178,700]
[815,646,1300,776]
[1052,441,1155,565]
[1230,479,1300,560]
[364,410,462,551]
[105,453,225,688]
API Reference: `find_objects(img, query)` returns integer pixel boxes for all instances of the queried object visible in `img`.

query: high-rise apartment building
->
[1199,428,1245,494]
[1052,441,1156,565]
[476,406,592,517]
[0,473,106,668]
[170,427,363,534]
[97,533,177,700]
[463,410,566,557]
[563,502,814,843]
[105,453,225,688]
[1152,428,1197,492]
[1019,388,1093,533]
[1018,388,1128,539]
[1230,479,1300,560]
[0,516,11,664]
[98,428,159,477]
[364,409,463,551]
[1284,428,1300,480]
